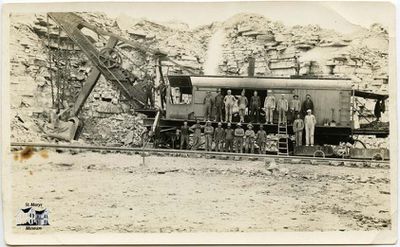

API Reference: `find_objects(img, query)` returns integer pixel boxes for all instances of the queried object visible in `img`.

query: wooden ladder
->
[277,121,289,156]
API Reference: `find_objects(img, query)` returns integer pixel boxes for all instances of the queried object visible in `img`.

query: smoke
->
[203,29,225,75]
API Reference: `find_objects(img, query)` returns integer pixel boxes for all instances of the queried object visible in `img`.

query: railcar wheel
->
[353,139,367,149]
[313,150,325,158]
[372,153,384,161]
[336,147,347,157]
[98,48,122,69]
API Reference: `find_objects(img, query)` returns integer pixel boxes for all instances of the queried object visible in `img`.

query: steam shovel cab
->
[145,75,358,149]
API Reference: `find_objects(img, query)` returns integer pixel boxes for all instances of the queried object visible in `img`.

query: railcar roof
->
[168,75,352,90]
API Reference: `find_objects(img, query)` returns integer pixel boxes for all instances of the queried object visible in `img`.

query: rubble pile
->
[216,13,389,94]
[355,135,389,149]
[360,121,389,130]
[81,113,147,146]
[115,16,216,74]
[10,115,46,143]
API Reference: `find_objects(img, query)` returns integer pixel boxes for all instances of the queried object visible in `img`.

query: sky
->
[105,1,395,33]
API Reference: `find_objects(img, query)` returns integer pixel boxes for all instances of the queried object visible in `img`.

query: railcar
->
[142,74,389,156]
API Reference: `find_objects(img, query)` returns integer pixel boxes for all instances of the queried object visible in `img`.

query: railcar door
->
[338,90,352,127]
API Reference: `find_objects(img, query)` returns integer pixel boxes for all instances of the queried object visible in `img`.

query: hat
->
[206,120,211,123]
[237,123,242,126]
[247,123,253,128]
[307,109,312,113]
[306,94,311,97]
[227,90,232,93]
[293,94,299,98]
[267,89,272,93]
[218,122,222,126]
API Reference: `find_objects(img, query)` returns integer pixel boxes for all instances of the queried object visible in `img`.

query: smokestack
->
[247,56,255,77]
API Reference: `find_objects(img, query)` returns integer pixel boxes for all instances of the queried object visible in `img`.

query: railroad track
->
[10,142,390,169]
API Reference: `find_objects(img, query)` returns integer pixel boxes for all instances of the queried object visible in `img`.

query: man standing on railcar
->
[204,91,214,121]
[250,91,261,123]
[190,119,203,150]
[256,124,267,154]
[224,122,235,152]
[302,94,314,117]
[214,122,225,152]
[293,114,304,146]
[277,94,288,123]
[234,123,245,153]
[237,90,248,123]
[304,109,316,146]
[214,89,224,122]
[289,94,301,123]
[224,90,236,122]
[244,123,256,153]
[143,74,155,108]
[204,120,214,151]
[263,90,276,124]
[180,121,190,150]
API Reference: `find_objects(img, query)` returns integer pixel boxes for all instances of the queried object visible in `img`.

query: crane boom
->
[48,12,147,110]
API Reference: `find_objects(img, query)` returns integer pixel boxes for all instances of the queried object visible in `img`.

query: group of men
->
[204,89,263,123]
[142,74,167,109]
[178,90,318,151]
[179,120,268,154]
[203,89,316,126]
[293,109,317,147]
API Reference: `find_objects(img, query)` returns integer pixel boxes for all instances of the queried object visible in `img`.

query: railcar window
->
[170,87,192,104]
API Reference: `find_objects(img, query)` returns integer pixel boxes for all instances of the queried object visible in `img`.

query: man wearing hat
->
[224,90,236,122]
[190,119,203,150]
[237,89,248,123]
[180,121,190,150]
[256,124,267,154]
[293,113,305,146]
[263,90,276,124]
[277,94,288,123]
[143,74,155,108]
[244,123,256,153]
[204,120,214,151]
[203,91,214,121]
[214,122,225,152]
[214,89,224,122]
[224,122,235,152]
[304,109,316,146]
[289,94,301,123]
[301,94,314,117]
[234,123,245,153]
[250,90,261,123]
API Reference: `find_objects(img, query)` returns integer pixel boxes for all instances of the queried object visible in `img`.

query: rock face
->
[8,12,390,146]
[216,13,389,96]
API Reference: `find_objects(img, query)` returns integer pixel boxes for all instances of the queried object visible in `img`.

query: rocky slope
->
[215,13,388,94]
[8,12,389,145]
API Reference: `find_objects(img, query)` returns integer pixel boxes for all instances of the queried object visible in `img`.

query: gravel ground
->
[11,150,391,233]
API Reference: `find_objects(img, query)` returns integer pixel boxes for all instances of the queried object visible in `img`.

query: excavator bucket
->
[46,117,82,141]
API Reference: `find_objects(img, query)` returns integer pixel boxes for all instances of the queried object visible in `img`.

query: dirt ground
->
[11,150,391,233]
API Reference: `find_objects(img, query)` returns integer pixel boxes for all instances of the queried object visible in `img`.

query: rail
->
[9,142,390,168]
